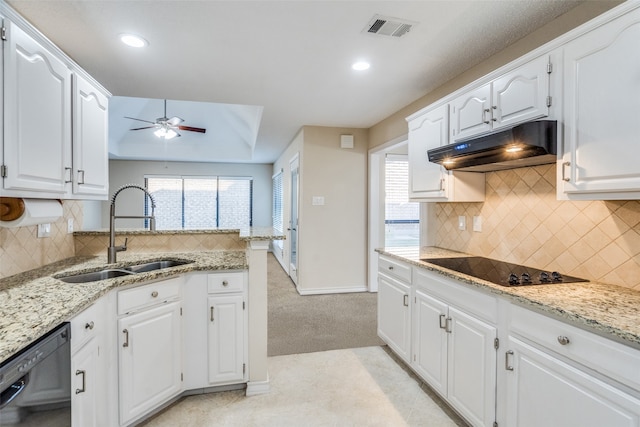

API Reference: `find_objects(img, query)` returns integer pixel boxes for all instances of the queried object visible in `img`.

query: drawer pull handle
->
[505,350,514,371]
[388,266,394,270]
[210,306,215,322]
[122,329,129,348]
[85,321,94,330]
[75,370,86,394]
[557,336,570,345]
[222,280,229,287]
[445,317,452,334]
[151,291,158,298]
[562,161,571,182]
[439,314,447,329]
[403,294,409,307]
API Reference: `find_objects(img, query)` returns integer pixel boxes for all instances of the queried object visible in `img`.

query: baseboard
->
[246,378,270,396]
[297,285,369,295]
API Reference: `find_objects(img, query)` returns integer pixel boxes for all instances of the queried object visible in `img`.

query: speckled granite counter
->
[0,250,246,363]
[377,246,640,349]
[74,227,286,241]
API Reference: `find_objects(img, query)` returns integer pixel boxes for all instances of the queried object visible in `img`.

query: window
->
[272,170,284,249]
[145,176,253,230]
[385,155,419,247]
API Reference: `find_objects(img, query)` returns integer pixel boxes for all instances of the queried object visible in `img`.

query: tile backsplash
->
[0,200,82,278]
[435,164,640,291]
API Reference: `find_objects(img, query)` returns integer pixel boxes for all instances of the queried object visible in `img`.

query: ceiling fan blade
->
[178,125,207,133]
[125,116,156,124]
[129,126,156,131]
[168,116,184,126]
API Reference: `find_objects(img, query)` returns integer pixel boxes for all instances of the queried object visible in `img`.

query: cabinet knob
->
[557,336,570,345]
[222,280,229,287]
[151,291,159,298]
[388,266,394,270]
[85,321,94,330]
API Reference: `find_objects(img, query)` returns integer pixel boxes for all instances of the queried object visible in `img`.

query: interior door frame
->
[288,153,300,286]
[367,134,409,292]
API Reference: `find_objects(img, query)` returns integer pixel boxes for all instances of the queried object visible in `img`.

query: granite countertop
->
[74,227,286,241]
[377,246,640,350]
[0,250,247,363]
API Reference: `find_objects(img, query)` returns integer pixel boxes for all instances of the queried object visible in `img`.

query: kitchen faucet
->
[108,184,157,263]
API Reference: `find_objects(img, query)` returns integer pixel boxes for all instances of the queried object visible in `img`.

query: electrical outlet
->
[67,218,74,234]
[37,223,51,238]
[473,215,482,232]
[458,216,466,231]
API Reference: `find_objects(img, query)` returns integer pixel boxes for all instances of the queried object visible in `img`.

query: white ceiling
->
[7,0,587,164]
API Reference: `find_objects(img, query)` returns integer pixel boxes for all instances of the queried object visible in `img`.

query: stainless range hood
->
[427,120,557,172]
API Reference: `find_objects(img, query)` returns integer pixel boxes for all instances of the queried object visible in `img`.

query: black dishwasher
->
[0,323,71,426]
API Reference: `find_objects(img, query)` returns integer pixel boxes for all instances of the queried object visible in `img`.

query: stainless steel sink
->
[126,260,193,273]
[56,259,193,283]
[58,268,135,283]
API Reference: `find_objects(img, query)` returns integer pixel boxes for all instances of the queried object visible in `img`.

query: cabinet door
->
[505,337,640,427]
[377,273,411,362]
[492,55,549,130]
[450,84,491,142]
[408,104,448,199]
[561,8,640,197]
[208,294,245,384]
[3,20,71,194]
[72,73,109,197]
[412,289,448,396]
[118,301,182,426]
[447,306,497,427]
[71,337,99,427]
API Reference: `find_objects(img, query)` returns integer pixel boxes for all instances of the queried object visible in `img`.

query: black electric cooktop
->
[421,256,587,287]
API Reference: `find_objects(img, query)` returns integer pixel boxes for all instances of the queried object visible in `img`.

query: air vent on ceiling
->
[364,15,416,38]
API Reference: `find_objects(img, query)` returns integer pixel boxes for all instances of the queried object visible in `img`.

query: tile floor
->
[141,346,460,426]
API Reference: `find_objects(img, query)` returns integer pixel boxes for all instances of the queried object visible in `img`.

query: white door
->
[492,54,550,129]
[505,337,640,427]
[408,104,449,199]
[72,73,109,197]
[3,20,71,194]
[412,289,448,396]
[118,302,182,426]
[561,9,640,195]
[71,338,99,427]
[450,84,492,142]
[377,274,411,362]
[447,306,497,427]
[288,155,300,286]
[208,295,245,384]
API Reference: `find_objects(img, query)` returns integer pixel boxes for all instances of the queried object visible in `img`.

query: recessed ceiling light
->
[352,61,370,71]
[120,33,148,48]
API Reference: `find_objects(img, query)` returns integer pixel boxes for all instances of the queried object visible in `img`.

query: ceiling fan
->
[125,99,206,140]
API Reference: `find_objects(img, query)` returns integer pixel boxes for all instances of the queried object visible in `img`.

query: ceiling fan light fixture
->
[120,33,148,48]
[154,127,178,140]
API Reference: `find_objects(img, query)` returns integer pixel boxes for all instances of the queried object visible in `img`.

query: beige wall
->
[368,0,622,150]
[299,126,369,293]
[0,200,82,278]
[434,165,640,291]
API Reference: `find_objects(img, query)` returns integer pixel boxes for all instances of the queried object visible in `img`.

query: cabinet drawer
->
[118,277,182,315]
[509,304,640,391]
[70,300,104,352]
[378,255,412,284]
[207,271,245,293]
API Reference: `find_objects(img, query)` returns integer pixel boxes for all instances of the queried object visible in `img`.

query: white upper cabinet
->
[407,104,485,202]
[559,4,640,200]
[2,19,71,195]
[72,73,109,197]
[450,54,551,142]
[0,5,110,200]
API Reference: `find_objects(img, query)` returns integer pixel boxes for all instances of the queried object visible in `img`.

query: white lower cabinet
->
[208,294,245,384]
[117,278,183,426]
[70,299,107,427]
[412,273,497,427]
[378,273,411,362]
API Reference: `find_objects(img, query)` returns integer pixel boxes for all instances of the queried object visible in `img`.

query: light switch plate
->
[312,196,325,206]
[37,223,51,238]
[473,215,482,232]
[67,218,74,234]
[458,216,466,231]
